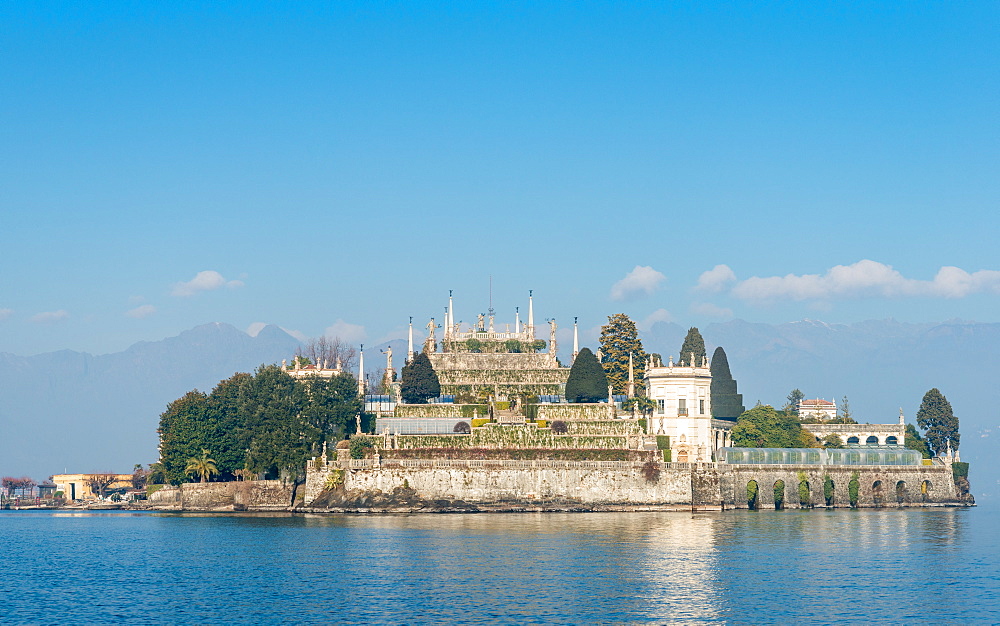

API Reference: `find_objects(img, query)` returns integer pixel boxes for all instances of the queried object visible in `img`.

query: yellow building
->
[52,474,133,500]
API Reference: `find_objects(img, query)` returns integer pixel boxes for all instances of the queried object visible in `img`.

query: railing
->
[344,458,715,471]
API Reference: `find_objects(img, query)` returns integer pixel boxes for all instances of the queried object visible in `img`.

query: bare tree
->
[131,465,149,490]
[298,336,357,372]
[85,473,119,499]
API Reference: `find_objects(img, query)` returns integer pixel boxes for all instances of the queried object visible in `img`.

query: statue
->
[477,313,485,331]
[548,318,557,354]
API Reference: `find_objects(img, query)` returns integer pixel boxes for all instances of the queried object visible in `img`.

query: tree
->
[565,347,609,402]
[400,352,440,404]
[710,347,745,420]
[85,473,118,499]
[821,434,845,449]
[301,373,362,449]
[785,389,804,413]
[299,336,357,373]
[916,388,960,456]
[185,449,219,483]
[677,327,706,366]
[453,421,471,434]
[904,423,931,459]
[131,464,149,490]
[730,405,814,448]
[157,390,212,485]
[240,365,311,479]
[598,314,647,395]
[836,395,854,423]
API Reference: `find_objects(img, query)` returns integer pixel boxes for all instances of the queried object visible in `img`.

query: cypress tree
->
[565,347,609,403]
[677,327,706,366]
[598,314,647,395]
[400,352,441,404]
[710,346,744,420]
[916,388,959,456]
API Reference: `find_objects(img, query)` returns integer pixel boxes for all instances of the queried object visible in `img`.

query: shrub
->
[400,352,440,403]
[535,420,548,429]
[662,449,671,462]
[952,462,969,479]
[350,436,375,459]
[655,435,670,450]
[453,421,471,434]
[324,469,345,490]
[550,420,568,434]
[565,347,608,402]
[471,418,492,428]
[335,439,351,449]
[848,472,860,507]
[823,475,835,506]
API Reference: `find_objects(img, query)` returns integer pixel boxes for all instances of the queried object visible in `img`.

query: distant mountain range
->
[2,319,995,501]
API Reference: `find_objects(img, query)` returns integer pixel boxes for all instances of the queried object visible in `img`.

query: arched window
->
[847,436,860,444]
[866,435,879,445]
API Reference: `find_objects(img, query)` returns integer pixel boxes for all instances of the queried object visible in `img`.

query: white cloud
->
[696,264,737,292]
[125,304,156,319]
[610,265,666,301]
[31,310,69,324]
[0,308,12,321]
[732,260,1000,302]
[282,327,308,342]
[325,319,367,344]
[171,270,245,297]
[692,302,734,318]
[638,308,674,331]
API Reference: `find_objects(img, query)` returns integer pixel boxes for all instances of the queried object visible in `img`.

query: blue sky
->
[2,2,998,356]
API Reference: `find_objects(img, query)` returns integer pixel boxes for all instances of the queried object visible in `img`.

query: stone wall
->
[536,404,614,421]
[303,455,967,511]
[312,461,692,507]
[716,464,962,509]
[146,480,294,511]
[392,425,631,450]
[428,353,560,371]
[393,404,488,418]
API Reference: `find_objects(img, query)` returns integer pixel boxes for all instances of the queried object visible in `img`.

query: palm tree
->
[185,449,219,483]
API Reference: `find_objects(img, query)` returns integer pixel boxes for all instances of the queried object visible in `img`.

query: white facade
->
[644,358,732,462]
[798,398,837,421]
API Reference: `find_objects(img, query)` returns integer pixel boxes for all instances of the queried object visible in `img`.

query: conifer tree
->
[400,352,441,404]
[916,388,960,456]
[709,346,744,420]
[565,347,609,403]
[677,327,706,366]
[598,313,647,395]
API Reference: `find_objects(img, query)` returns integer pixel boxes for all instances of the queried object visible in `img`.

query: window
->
[656,399,665,414]
[678,399,687,416]
[699,399,705,415]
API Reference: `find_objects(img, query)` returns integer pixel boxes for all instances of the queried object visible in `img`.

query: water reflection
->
[1,508,991,624]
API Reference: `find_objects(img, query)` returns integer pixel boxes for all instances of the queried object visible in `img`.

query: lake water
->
[2,507,998,624]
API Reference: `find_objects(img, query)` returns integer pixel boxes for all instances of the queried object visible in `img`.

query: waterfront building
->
[644,355,733,462]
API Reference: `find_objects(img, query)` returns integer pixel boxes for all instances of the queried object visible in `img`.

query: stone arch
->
[896,480,908,504]
[747,480,759,510]
[773,479,786,510]
[921,480,932,503]
[872,480,885,506]
[886,436,898,445]
[866,435,879,445]
[847,436,860,444]
[798,479,811,507]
